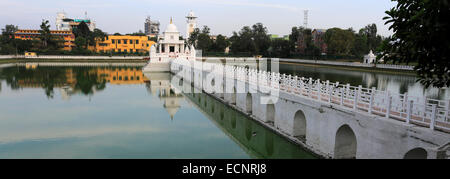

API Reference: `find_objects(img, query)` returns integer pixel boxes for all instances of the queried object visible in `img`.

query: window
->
[129,40,133,44]
[123,40,127,44]
[124,49,127,53]
[118,40,121,44]
[136,40,139,44]
[118,49,121,52]
[112,39,115,43]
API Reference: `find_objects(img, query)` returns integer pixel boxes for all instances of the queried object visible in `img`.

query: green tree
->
[325,28,356,56]
[39,20,52,48]
[251,23,270,56]
[196,26,213,52]
[268,39,290,58]
[210,34,229,52]
[379,0,450,88]
[187,28,200,47]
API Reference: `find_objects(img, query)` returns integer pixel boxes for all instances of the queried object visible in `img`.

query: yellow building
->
[14,29,75,51]
[93,35,156,54]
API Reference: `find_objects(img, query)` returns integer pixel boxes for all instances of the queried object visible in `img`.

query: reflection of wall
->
[180,85,316,159]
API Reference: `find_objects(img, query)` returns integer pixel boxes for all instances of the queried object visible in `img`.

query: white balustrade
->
[169,60,449,132]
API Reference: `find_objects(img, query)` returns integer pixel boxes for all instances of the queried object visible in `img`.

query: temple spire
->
[170,17,173,24]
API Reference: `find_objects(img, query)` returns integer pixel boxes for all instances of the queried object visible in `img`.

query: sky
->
[0,0,396,37]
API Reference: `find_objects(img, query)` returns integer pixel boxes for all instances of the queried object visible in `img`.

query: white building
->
[364,50,376,64]
[55,12,96,32]
[142,17,196,72]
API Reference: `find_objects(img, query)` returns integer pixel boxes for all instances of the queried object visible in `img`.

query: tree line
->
[187,23,384,60]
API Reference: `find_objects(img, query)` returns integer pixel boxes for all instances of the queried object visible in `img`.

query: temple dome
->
[165,22,179,33]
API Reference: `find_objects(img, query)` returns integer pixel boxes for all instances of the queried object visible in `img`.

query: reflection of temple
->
[144,72,183,119]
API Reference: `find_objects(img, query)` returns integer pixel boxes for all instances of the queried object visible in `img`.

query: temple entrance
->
[170,46,175,52]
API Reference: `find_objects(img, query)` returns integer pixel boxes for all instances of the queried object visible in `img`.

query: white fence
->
[171,60,450,133]
[279,58,415,71]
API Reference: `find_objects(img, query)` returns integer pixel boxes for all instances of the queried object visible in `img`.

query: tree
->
[210,35,229,52]
[251,23,270,56]
[39,20,52,48]
[379,0,450,88]
[325,28,356,56]
[196,26,213,52]
[187,28,200,47]
[268,39,290,58]
[230,26,256,54]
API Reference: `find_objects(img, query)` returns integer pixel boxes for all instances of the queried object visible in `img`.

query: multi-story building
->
[56,12,96,32]
[14,29,75,51]
[144,16,160,37]
[92,35,156,54]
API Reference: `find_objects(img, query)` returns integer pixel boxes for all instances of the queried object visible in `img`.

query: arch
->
[334,125,357,159]
[293,110,307,138]
[231,87,237,105]
[246,93,253,114]
[266,104,275,124]
[404,148,428,159]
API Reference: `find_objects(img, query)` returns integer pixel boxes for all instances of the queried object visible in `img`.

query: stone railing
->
[171,60,450,133]
[279,58,415,71]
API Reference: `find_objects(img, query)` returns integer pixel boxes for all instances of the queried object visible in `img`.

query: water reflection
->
[0,66,147,99]
[279,63,450,100]
[0,65,315,158]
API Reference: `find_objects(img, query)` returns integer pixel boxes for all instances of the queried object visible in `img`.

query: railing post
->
[308,78,313,98]
[340,88,344,106]
[369,92,374,114]
[327,81,332,104]
[403,93,409,113]
[406,100,413,124]
[445,99,450,122]
[430,104,437,130]
[353,86,360,111]
[317,79,322,101]
[386,92,391,119]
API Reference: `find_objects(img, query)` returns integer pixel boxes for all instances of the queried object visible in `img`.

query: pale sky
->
[0,0,396,37]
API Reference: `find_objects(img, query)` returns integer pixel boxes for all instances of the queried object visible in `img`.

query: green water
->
[0,65,316,159]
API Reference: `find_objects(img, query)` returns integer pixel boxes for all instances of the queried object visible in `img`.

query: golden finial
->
[170,17,173,24]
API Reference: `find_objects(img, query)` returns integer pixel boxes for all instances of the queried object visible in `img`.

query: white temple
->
[364,50,376,64]
[143,16,196,72]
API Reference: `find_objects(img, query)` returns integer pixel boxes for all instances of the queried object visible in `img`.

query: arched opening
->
[266,104,275,124]
[293,110,307,139]
[231,87,237,105]
[246,93,252,114]
[404,148,428,159]
[334,125,357,159]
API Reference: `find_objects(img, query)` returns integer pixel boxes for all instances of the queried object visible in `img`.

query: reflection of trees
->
[73,68,106,95]
[0,67,67,98]
[0,67,107,98]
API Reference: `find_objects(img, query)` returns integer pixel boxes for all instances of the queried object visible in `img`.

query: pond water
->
[0,64,315,159]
